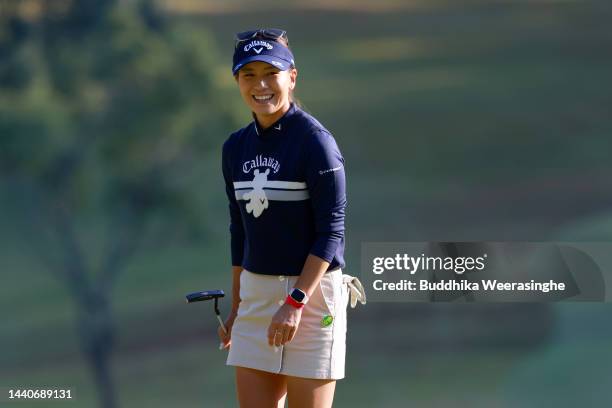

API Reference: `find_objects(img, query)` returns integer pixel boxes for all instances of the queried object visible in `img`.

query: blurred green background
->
[1,0,611,407]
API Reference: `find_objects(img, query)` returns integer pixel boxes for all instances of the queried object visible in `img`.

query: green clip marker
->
[321,315,334,327]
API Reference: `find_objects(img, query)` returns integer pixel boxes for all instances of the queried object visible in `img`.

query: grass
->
[1,327,530,407]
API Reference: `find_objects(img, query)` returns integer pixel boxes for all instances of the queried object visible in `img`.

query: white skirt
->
[227,268,349,380]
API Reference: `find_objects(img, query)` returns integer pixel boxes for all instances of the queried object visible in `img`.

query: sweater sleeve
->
[305,130,346,263]
[222,139,245,266]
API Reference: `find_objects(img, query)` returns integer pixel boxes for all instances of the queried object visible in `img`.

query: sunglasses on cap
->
[234,28,289,48]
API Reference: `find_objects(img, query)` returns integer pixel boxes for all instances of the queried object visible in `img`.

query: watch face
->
[291,288,306,303]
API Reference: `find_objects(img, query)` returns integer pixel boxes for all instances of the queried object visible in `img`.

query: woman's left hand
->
[267,303,303,347]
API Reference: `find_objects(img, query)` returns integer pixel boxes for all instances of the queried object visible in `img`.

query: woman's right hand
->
[218,312,237,350]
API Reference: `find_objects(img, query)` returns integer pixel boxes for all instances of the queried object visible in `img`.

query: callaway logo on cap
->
[232,35,295,75]
[244,41,274,54]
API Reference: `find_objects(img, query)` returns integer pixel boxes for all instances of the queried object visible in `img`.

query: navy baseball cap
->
[232,29,295,75]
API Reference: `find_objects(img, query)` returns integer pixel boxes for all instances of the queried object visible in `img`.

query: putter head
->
[185,289,225,303]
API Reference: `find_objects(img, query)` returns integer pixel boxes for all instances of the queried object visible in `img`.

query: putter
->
[185,289,228,336]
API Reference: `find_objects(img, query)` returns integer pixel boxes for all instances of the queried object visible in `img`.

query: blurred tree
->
[0,1,233,407]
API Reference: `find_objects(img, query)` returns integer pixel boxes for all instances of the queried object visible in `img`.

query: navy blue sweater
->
[222,103,346,276]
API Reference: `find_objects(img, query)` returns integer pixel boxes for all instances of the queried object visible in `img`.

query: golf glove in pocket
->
[341,274,366,308]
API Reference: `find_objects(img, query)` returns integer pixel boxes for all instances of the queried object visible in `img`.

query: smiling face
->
[236,61,297,128]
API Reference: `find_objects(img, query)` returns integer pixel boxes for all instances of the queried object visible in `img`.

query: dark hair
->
[235,33,303,109]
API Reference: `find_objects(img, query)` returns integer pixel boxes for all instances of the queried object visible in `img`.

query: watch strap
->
[285,295,305,309]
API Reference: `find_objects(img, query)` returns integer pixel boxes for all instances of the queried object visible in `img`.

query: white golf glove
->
[342,274,367,308]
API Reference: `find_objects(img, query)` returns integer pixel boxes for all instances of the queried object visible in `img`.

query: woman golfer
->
[218,28,364,408]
